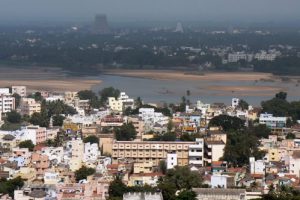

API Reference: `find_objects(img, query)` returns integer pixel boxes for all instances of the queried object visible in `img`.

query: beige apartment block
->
[127,116,145,140]
[99,134,114,155]
[19,98,41,116]
[64,91,78,105]
[112,141,195,166]
[12,86,27,97]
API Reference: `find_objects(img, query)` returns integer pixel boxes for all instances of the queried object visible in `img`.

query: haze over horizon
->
[0,0,300,25]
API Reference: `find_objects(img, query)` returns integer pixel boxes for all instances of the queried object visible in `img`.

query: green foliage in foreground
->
[115,123,137,141]
[0,177,24,197]
[108,166,202,200]
[75,166,96,182]
[18,140,35,151]
[83,135,99,145]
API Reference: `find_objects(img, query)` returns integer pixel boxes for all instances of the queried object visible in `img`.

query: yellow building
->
[14,167,36,181]
[108,97,123,112]
[69,139,84,171]
[64,91,78,105]
[112,141,195,166]
[69,158,83,172]
[99,134,114,155]
[63,122,80,132]
[128,172,164,187]
[19,98,41,116]
[133,162,154,174]
[268,148,280,162]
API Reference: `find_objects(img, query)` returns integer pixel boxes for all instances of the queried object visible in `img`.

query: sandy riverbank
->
[104,69,276,82]
[0,67,101,92]
[0,79,102,92]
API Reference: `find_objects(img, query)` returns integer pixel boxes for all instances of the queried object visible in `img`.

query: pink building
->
[31,152,50,175]
[35,127,47,144]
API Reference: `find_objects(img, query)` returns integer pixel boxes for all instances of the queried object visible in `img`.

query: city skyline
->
[0,0,300,24]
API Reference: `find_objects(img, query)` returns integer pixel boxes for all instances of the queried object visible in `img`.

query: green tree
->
[158,160,167,175]
[135,97,143,108]
[158,166,203,200]
[28,92,43,102]
[0,122,21,131]
[99,87,120,104]
[83,135,99,145]
[75,166,96,182]
[6,111,21,123]
[261,92,290,117]
[167,119,174,132]
[250,124,271,139]
[150,132,177,141]
[115,123,137,141]
[52,115,65,126]
[108,176,128,200]
[18,140,35,151]
[0,176,24,197]
[186,90,191,96]
[46,100,77,116]
[286,132,296,139]
[78,90,101,109]
[12,93,21,108]
[261,98,290,117]
[238,99,249,110]
[123,107,133,116]
[209,115,245,131]
[222,130,265,167]
[30,112,49,127]
[176,190,197,200]
[180,133,201,142]
[275,91,287,100]
[179,96,187,112]
[78,90,97,100]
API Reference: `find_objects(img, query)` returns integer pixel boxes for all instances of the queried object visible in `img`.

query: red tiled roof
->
[251,174,264,179]
[212,161,223,166]
[227,167,244,173]
[34,144,46,151]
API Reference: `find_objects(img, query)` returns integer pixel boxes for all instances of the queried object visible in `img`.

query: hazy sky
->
[0,0,299,23]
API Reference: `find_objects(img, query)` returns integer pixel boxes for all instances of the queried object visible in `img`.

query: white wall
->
[167,153,177,169]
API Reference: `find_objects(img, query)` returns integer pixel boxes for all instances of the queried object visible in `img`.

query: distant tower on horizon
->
[93,14,110,34]
[175,22,184,33]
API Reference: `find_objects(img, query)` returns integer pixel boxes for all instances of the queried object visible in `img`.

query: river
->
[91,74,300,106]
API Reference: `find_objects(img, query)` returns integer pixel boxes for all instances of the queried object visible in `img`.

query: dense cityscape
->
[1,0,300,199]
[0,85,300,199]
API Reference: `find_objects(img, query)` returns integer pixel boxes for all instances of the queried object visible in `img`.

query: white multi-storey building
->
[249,157,265,175]
[167,153,178,169]
[0,94,15,113]
[139,108,169,125]
[259,113,287,128]
[83,142,100,163]
[232,98,240,108]
[12,86,26,97]
[41,147,64,165]
[0,88,10,95]
[8,126,47,145]
[196,100,210,115]
[108,92,134,112]
[254,51,278,61]
[189,138,204,166]
[286,151,300,177]
[228,52,247,63]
